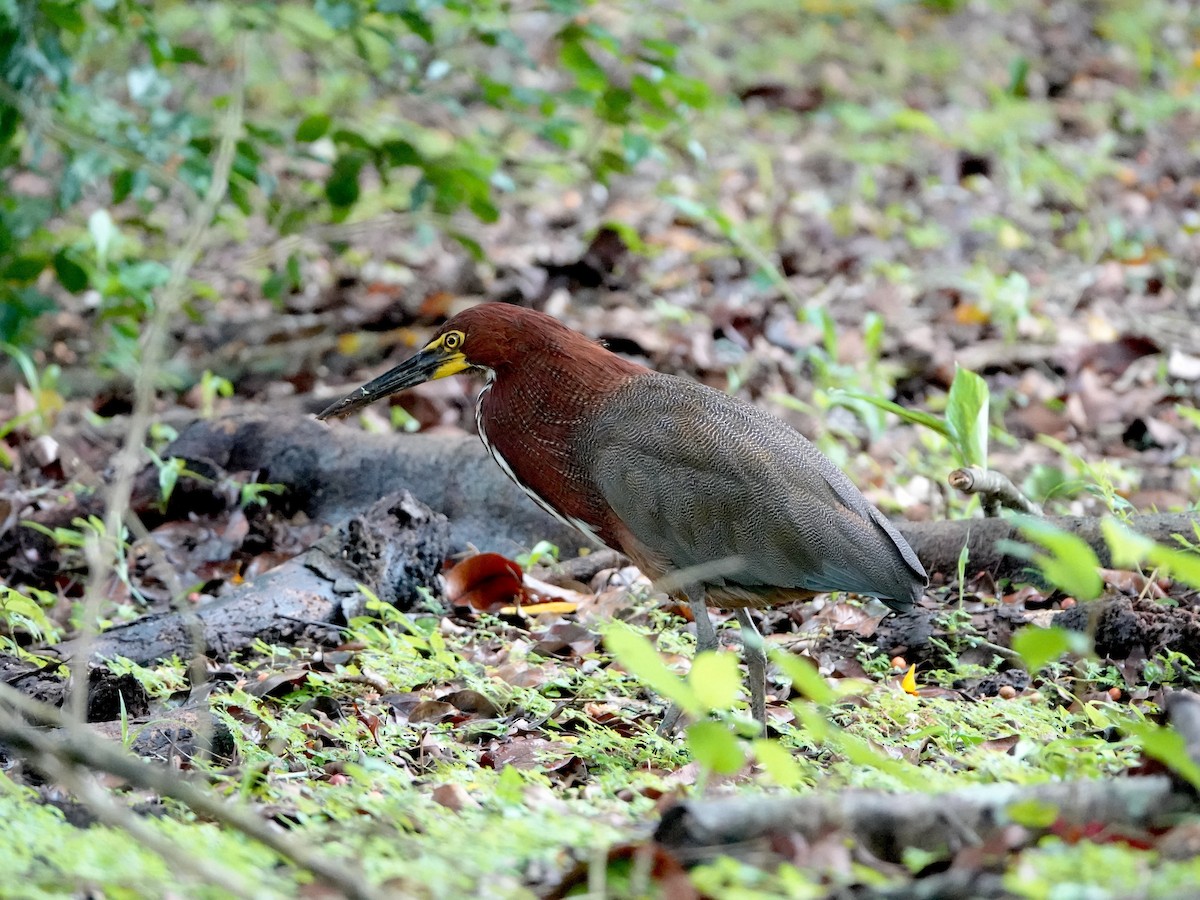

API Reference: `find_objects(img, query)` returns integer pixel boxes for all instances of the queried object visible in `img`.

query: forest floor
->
[3,0,1200,897]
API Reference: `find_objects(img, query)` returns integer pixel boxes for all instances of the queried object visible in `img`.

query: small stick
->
[949,466,1042,517]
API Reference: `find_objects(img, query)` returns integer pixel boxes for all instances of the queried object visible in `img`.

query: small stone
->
[1168,349,1200,381]
[27,434,59,468]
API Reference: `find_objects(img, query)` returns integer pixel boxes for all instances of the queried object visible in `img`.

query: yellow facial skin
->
[428,330,471,380]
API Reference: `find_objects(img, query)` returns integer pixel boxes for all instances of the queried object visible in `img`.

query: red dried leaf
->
[443,553,525,612]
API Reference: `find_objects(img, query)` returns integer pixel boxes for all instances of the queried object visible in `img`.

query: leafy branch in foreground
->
[1,0,709,364]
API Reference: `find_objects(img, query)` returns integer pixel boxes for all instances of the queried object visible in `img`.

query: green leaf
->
[1103,519,1200,591]
[380,139,420,167]
[3,255,48,282]
[829,390,950,435]
[88,209,118,265]
[661,72,710,109]
[450,232,485,262]
[686,720,744,774]
[771,651,835,705]
[399,11,434,43]
[640,38,678,63]
[41,2,86,34]
[1006,798,1059,828]
[53,250,88,292]
[295,114,331,142]
[331,128,372,150]
[1126,720,1200,791]
[603,622,700,717]
[753,738,806,788]
[157,458,180,505]
[495,764,525,803]
[664,195,710,223]
[325,154,364,208]
[1017,518,1103,600]
[1011,625,1089,671]
[946,367,989,467]
[688,652,741,711]
[111,169,135,203]
[559,38,607,93]
[890,107,941,135]
[171,45,206,65]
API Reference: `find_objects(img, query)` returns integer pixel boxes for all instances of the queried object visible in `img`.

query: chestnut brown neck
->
[475,333,644,547]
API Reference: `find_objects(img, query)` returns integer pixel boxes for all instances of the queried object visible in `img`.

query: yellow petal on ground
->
[336,332,364,355]
[498,601,579,616]
[901,664,918,696]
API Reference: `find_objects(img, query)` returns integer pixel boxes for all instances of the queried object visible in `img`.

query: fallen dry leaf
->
[444,552,525,611]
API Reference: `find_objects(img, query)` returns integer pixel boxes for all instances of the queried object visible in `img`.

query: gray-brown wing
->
[581,374,925,607]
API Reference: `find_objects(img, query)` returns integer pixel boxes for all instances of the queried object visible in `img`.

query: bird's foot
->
[657,702,687,736]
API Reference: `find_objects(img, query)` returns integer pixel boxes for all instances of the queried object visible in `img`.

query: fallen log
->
[54,491,450,667]
[657,775,1195,862]
[656,692,1200,867]
[899,514,1200,584]
[12,412,1198,593]
[162,411,588,556]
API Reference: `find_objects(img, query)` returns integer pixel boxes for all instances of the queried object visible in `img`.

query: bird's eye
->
[443,331,464,351]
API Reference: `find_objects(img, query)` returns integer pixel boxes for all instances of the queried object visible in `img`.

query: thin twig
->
[72,36,249,722]
[0,81,197,205]
[17,744,266,899]
[0,684,381,900]
[968,637,1026,667]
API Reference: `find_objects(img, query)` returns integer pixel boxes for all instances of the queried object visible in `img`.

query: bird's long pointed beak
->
[316,344,469,421]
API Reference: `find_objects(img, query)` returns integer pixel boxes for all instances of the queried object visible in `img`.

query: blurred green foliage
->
[0,0,709,362]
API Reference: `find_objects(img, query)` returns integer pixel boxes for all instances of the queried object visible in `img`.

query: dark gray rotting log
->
[897,513,1200,585]
[1055,594,1200,661]
[54,491,451,667]
[0,656,150,722]
[164,412,590,557]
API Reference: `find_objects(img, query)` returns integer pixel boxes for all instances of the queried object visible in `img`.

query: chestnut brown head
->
[315,303,595,420]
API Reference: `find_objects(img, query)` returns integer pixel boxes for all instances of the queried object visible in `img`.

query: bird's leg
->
[658,586,718,735]
[688,586,719,655]
[735,608,767,730]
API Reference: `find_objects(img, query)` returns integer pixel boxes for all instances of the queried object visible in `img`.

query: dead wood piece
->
[162,411,588,556]
[529,549,627,587]
[1056,597,1200,663]
[1165,691,1200,767]
[655,776,1195,865]
[22,412,1198,595]
[1,655,152,721]
[89,705,234,765]
[660,691,1200,867]
[949,466,1042,517]
[173,413,1197,583]
[54,491,450,667]
[896,513,1200,584]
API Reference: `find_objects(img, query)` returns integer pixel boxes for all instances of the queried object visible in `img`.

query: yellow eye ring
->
[443,331,464,351]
